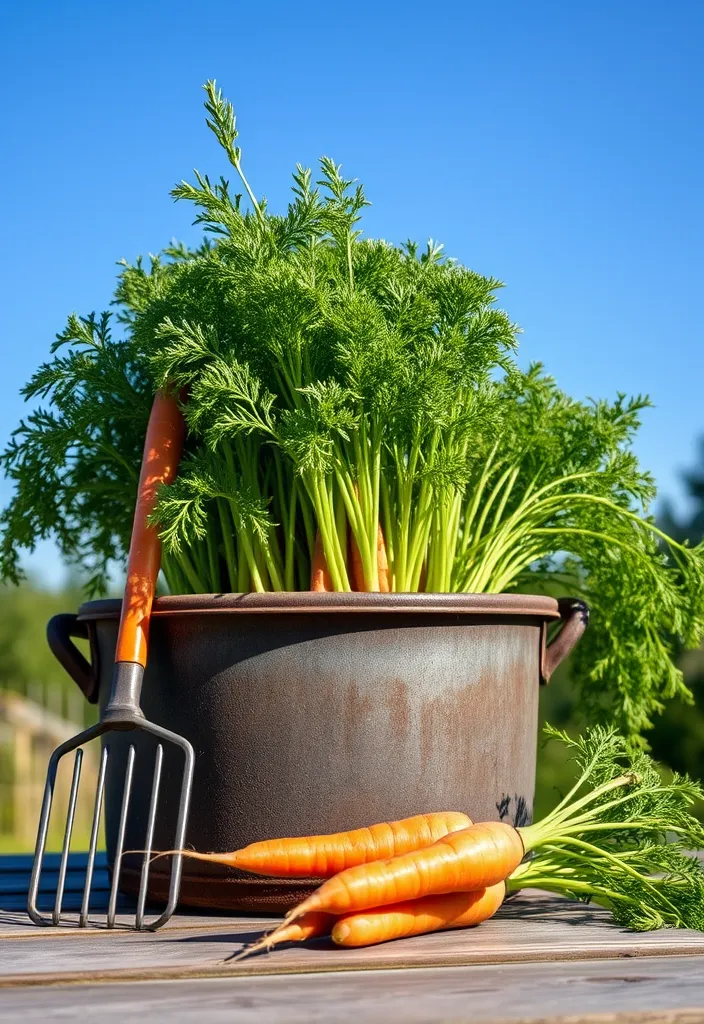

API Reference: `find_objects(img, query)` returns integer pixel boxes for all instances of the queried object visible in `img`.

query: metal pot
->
[47,592,587,911]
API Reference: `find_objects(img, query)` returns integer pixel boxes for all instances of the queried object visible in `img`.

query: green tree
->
[0,578,89,719]
[643,438,704,778]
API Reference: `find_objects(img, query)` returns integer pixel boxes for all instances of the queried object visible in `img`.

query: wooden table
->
[2,853,704,1023]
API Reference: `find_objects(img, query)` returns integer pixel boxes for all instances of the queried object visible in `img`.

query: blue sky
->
[1,0,703,587]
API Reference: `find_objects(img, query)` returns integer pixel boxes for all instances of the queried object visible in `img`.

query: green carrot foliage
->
[511,726,704,931]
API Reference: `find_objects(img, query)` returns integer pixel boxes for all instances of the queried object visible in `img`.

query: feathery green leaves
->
[509,726,704,931]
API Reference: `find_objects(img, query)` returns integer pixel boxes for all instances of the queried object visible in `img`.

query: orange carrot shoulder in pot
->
[350,522,390,592]
[376,522,390,592]
[310,530,333,591]
[348,477,390,593]
[349,530,365,592]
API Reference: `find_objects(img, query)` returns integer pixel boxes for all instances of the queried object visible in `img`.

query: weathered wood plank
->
[2,891,704,986]
[0,958,703,1023]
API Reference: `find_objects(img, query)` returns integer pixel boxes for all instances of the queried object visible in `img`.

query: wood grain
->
[0,958,703,1022]
[2,890,704,986]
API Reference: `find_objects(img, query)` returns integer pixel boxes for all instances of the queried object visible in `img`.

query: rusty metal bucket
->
[47,592,587,911]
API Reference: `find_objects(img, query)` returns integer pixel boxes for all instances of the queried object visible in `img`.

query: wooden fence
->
[0,687,100,851]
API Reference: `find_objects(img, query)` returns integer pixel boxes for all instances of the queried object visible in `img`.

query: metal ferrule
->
[102,662,146,724]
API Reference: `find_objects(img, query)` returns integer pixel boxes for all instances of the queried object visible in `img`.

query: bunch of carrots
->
[150,727,704,958]
[311,520,389,593]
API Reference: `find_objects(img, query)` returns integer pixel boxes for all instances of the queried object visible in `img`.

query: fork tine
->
[79,744,109,927]
[136,743,163,930]
[146,732,194,931]
[29,720,192,932]
[27,751,60,926]
[107,744,135,929]
[52,748,83,926]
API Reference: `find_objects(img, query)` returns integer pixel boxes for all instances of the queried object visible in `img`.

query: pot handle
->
[47,613,100,704]
[540,598,589,684]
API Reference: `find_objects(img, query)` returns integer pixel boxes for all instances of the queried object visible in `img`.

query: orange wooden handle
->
[115,391,185,666]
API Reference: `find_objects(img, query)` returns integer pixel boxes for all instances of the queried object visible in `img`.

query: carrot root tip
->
[224,946,253,963]
[225,937,271,963]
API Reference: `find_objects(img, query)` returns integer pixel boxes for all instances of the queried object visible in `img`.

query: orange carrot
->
[350,523,390,592]
[148,811,473,878]
[332,883,506,947]
[418,560,427,592]
[228,911,333,962]
[349,529,365,592]
[376,522,390,592]
[281,821,524,922]
[347,479,390,593]
[310,530,333,591]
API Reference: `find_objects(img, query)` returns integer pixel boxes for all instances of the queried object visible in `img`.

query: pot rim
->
[77,591,562,621]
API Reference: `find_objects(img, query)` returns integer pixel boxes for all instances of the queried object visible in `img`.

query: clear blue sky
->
[1,0,703,587]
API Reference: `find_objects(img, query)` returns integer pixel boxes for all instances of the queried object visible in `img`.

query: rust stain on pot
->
[341,680,374,757]
[386,679,411,737]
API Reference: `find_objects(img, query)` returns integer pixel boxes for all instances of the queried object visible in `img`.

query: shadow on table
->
[497,892,607,926]
[165,893,611,957]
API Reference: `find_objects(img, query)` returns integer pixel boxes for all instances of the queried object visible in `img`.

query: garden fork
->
[27,390,195,930]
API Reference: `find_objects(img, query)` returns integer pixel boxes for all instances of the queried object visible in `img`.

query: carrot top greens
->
[2,82,704,739]
[511,726,704,930]
[524,726,704,849]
